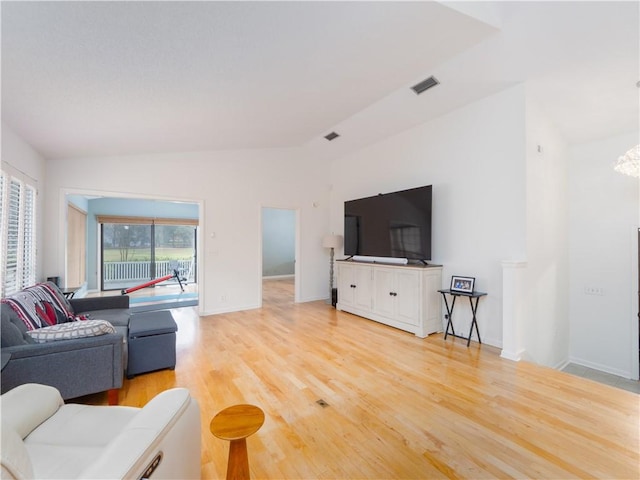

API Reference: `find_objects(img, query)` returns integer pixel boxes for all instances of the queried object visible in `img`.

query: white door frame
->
[259,205,300,305]
[60,188,204,314]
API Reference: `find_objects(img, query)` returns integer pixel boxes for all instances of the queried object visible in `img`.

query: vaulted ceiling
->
[2,1,638,160]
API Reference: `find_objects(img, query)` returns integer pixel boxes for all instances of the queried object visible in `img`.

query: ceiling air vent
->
[324,132,340,141]
[411,76,440,95]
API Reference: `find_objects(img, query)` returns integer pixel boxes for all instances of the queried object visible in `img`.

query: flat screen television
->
[344,185,432,262]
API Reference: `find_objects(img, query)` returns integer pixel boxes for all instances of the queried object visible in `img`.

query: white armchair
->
[1,383,201,479]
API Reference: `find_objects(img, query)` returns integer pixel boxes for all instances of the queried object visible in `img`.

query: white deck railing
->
[103,260,194,282]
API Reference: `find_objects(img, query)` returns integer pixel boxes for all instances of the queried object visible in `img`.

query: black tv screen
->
[344,185,432,261]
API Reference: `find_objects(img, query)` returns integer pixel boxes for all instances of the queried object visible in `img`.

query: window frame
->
[0,168,37,296]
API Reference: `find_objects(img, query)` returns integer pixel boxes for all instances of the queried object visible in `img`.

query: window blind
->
[0,169,37,296]
[96,215,198,226]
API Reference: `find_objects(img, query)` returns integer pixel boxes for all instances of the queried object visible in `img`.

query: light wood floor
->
[83,277,639,479]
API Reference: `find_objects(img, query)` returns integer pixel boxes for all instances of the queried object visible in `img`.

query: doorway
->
[261,207,297,305]
[63,193,201,297]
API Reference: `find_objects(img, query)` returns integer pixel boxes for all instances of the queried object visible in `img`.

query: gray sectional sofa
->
[1,282,131,401]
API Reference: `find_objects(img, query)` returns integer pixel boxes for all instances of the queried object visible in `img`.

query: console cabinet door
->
[353,265,373,310]
[373,268,396,318]
[394,269,421,326]
[338,263,356,308]
[338,263,372,310]
[373,268,421,326]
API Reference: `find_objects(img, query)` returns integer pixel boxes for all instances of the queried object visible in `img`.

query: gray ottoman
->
[127,310,177,379]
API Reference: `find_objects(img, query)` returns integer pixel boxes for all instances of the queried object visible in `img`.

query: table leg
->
[442,293,456,339]
[467,296,482,347]
[227,438,250,480]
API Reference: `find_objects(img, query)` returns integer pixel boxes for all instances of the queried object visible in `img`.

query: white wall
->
[329,85,528,348]
[523,94,570,368]
[569,132,639,379]
[1,123,47,283]
[42,148,331,315]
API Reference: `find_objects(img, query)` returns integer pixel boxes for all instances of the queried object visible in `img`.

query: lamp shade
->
[322,234,343,249]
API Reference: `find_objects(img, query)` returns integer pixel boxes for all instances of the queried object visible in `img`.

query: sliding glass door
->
[101,221,196,291]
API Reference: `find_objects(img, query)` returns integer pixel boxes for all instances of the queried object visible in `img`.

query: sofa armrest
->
[78,389,201,479]
[1,334,124,400]
[0,383,63,438]
[70,295,129,313]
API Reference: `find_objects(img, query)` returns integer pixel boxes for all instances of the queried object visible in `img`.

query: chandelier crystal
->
[613,144,640,178]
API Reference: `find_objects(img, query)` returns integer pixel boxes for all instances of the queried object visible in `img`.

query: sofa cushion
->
[23,403,138,479]
[74,308,130,328]
[1,304,36,347]
[25,403,138,447]
[1,283,78,331]
[26,445,103,479]
[26,320,116,344]
[0,317,32,347]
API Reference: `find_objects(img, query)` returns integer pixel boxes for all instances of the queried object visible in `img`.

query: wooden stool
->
[210,404,265,480]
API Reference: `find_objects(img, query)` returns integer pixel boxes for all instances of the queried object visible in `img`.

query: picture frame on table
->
[450,275,475,294]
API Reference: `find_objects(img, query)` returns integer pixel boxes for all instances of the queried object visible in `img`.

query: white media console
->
[336,260,443,338]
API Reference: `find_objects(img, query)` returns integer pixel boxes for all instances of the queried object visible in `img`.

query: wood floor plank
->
[80,278,639,479]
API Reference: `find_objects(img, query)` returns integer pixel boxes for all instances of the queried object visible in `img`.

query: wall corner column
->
[501,260,527,362]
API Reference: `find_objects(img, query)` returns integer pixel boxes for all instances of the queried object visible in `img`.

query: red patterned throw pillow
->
[1,283,78,331]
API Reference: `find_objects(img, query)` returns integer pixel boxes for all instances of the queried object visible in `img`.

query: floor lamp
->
[322,234,343,306]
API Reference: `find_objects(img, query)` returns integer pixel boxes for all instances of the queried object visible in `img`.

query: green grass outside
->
[103,247,193,262]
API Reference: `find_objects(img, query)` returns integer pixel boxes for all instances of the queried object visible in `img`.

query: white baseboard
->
[262,274,294,280]
[500,348,525,362]
[568,356,632,379]
[553,358,571,371]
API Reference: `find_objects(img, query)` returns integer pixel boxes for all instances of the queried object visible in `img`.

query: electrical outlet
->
[584,286,604,296]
